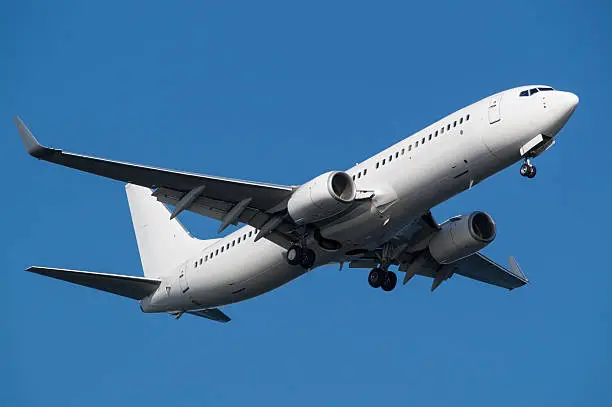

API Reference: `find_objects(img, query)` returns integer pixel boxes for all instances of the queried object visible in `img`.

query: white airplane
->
[16,85,578,322]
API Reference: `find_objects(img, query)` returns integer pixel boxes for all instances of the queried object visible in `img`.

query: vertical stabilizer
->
[126,184,201,278]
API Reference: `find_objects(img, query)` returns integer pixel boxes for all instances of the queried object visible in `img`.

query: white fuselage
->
[141,85,578,313]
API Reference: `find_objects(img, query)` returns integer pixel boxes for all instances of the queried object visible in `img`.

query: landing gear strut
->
[286,245,316,269]
[520,158,537,178]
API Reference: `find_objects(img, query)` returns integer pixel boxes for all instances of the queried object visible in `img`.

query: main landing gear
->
[520,158,537,179]
[286,245,316,269]
[368,268,397,291]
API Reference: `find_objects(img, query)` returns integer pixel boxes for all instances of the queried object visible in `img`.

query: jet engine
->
[287,171,356,224]
[428,211,496,264]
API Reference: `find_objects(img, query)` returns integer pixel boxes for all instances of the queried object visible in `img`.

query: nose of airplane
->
[559,91,579,115]
[545,90,579,137]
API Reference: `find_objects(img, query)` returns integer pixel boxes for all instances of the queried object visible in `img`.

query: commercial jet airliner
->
[16,85,578,322]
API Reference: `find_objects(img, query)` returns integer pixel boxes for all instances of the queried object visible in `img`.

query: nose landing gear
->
[520,158,537,178]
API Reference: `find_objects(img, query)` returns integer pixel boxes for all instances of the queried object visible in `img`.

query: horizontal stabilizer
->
[27,266,161,300]
[169,308,231,323]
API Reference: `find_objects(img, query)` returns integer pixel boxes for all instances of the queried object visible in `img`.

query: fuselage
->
[141,85,578,313]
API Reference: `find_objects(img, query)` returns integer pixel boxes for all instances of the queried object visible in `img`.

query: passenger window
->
[200,258,203,265]
[453,121,457,127]
[237,237,241,243]
[389,155,392,162]
[357,172,361,179]
[415,141,419,147]
[395,152,399,158]
[428,134,432,140]
[441,127,444,134]
[363,169,367,176]
[205,255,208,261]
[216,249,219,255]
[226,243,230,250]
[382,158,386,165]
[435,130,438,137]
[408,144,412,151]
[232,241,235,247]
[376,162,379,169]
[447,124,451,130]
[194,261,197,268]
[459,117,463,124]
[422,137,425,144]
[221,247,224,253]
[466,114,470,121]
[401,148,405,155]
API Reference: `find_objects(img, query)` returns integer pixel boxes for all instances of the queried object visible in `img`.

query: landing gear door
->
[488,94,502,124]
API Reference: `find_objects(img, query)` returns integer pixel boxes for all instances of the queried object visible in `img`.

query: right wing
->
[15,117,297,246]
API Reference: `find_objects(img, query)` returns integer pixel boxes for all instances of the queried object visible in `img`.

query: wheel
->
[286,245,303,266]
[300,248,316,269]
[368,268,385,288]
[520,163,531,177]
[527,165,537,178]
[381,271,397,292]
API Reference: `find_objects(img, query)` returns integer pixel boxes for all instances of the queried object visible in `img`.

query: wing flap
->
[27,266,161,300]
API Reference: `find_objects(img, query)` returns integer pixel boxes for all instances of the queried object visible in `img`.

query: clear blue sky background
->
[3,1,611,405]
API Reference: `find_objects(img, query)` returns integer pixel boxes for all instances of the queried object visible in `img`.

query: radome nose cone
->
[561,91,579,114]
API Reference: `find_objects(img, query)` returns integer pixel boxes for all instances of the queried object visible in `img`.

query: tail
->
[126,184,202,278]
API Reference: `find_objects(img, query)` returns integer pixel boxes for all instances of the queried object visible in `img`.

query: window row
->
[194,228,258,268]
[351,113,470,179]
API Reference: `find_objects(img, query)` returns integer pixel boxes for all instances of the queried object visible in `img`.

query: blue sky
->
[3,1,611,405]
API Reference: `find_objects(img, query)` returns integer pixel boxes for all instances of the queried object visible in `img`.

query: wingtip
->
[508,256,529,284]
[14,117,53,158]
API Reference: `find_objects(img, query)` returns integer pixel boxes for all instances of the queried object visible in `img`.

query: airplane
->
[16,85,579,323]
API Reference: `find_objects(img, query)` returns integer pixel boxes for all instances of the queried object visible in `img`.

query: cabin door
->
[488,94,502,124]
[178,262,189,293]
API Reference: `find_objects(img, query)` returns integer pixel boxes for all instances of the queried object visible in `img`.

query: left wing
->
[349,212,529,291]
[451,253,528,290]
[15,117,297,247]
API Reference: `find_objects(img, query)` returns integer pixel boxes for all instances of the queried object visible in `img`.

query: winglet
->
[508,256,529,284]
[14,116,57,158]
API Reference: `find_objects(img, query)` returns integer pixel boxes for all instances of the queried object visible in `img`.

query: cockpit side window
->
[519,90,529,97]
[538,87,554,91]
[529,88,539,96]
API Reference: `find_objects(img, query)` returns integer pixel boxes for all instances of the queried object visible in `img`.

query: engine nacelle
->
[287,171,356,224]
[428,211,496,264]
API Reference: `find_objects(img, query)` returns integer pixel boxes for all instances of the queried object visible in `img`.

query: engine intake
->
[428,211,496,264]
[287,171,356,224]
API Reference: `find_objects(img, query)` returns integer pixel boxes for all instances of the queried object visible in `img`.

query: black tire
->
[286,245,303,266]
[300,248,316,269]
[527,165,537,178]
[368,268,385,288]
[520,163,530,177]
[381,271,397,292]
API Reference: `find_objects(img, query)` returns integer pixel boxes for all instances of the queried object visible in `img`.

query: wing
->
[451,253,528,290]
[348,211,529,291]
[27,266,161,300]
[15,117,297,246]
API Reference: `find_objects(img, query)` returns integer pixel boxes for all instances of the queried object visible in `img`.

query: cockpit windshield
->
[520,87,555,97]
